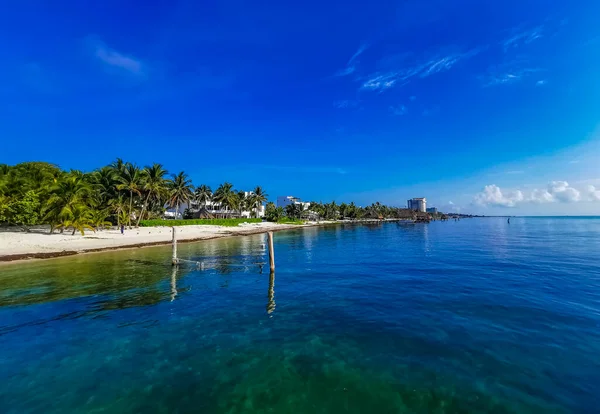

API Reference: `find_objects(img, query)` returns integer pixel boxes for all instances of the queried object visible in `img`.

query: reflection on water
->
[266,271,276,315]
[1,220,600,413]
[170,266,178,302]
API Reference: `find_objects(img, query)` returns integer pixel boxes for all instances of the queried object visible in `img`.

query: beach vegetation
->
[139,218,262,227]
[1,159,454,235]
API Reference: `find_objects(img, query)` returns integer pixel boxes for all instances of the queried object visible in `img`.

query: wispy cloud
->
[502,26,544,50]
[348,43,369,65]
[333,100,359,109]
[335,43,369,77]
[361,72,399,91]
[536,79,547,86]
[87,37,144,76]
[360,48,482,92]
[483,65,541,87]
[420,55,462,77]
[506,170,525,175]
[390,105,407,116]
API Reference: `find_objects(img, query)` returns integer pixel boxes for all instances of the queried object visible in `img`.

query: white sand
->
[0,222,319,259]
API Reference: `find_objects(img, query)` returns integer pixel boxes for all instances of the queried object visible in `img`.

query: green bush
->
[139,218,262,227]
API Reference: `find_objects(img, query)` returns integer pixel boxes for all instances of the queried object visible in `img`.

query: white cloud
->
[536,80,547,86]
[502,26,543,50]
[483,67,540,87]
[348,43,369,65]
[420,55,461,77]
[474,184,524,207]
[88,37,144,75]
[361,73,398,91]
[587,185,600,201]
[529,188,554,203]
[548,181,580,202]
[335,66,356,77]
[335,43,369,77]
[360,48,482,92]
[477,181,586,207]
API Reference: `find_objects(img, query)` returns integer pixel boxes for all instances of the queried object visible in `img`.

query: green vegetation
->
[265,202,284,222]
[0,160,269,235]
[276,218,305,225]
[139,218,262,227]
[1,160,450,235]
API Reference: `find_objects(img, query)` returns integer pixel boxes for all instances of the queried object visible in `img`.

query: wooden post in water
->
[171,227,179,266]
[267,231,275,271]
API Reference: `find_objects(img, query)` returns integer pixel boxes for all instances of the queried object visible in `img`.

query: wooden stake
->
[267,231,275,271]
[171,226,179,266]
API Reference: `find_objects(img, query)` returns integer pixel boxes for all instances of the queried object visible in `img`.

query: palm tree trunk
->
[128,191,133,228]
[176,202,179,220]
[136,193,151,227]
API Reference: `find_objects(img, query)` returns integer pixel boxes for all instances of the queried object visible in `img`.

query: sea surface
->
[1,218,600,413]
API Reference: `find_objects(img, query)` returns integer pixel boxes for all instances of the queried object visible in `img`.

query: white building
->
[277,196,310,210]
[164,191,265,219]
[407,198,427,212]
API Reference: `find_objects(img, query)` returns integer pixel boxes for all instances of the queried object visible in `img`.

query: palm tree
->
[91,166,118,206]
[109,194,128,227]
[89,208,112,230]
[235,190,248,216]
[168,172,194,219]
[110,158,126,175]
[250,186,268,218]
[136,163,169,226]
[194,184,212,208]
[44,172,93,233]
[213,182,237,216]
[116,163,144,227]
[285,203,303,219]
[56,204,94,235]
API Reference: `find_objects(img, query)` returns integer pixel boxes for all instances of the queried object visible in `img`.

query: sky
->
[1,0,600,215]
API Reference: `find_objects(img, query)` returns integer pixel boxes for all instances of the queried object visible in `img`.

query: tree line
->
[0,161,444,234]
[265,201,441,222]
[0,161,267,234]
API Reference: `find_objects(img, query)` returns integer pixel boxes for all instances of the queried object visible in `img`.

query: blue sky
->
[2,0,600,215]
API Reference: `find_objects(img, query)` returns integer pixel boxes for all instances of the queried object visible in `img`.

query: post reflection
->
[266,271,276,316]
[170,266,178,302]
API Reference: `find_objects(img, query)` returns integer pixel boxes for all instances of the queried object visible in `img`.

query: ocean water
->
[1,218,600,413]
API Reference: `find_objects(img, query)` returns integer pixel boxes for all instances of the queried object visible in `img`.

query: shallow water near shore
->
[1,218,600,413]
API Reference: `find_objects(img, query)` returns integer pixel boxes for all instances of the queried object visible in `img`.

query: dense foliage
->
[0,160,268,235]
[139,218,262,227]
[263,200,444,222]
[1,161,447,234]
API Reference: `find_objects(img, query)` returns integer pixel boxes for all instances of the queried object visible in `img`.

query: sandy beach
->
[0,222,321,262]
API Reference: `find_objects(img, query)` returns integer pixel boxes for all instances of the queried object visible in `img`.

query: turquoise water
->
[2,218,600,413]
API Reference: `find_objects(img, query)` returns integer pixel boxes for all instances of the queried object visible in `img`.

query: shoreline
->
[0,222,328,264]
